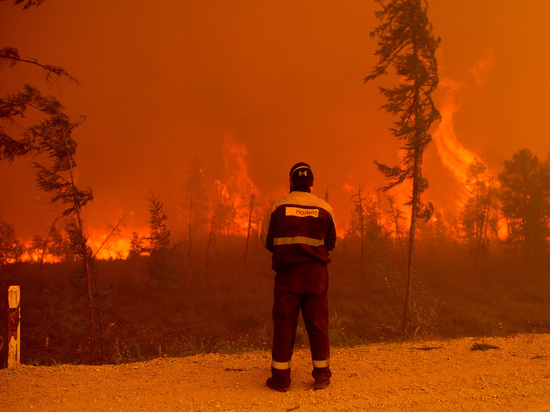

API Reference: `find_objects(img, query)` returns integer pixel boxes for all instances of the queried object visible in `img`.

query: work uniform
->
[261,186,337,388]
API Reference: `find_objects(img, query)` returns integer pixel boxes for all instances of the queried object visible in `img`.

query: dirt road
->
[1,333,549,411]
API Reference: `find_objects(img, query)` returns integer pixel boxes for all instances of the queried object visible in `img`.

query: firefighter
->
[261,162,337,392]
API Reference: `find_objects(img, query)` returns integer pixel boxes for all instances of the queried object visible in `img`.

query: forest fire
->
[1,1,547,267]
[210,137,261,237]
[432,77,487,206]
[9,139,263,262]
[86,227,148,260]
[18,226,151,263]
[2,2,550,385]
[5,80,518,262]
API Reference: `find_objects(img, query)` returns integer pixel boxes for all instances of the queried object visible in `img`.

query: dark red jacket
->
[261,189,337,272]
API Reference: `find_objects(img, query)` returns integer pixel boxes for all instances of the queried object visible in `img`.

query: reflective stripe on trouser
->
[272,360,291,370]
[272,266,330,365]
[312,359,330,368]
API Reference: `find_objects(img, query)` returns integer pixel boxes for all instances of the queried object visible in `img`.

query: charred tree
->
[365,0,440,332]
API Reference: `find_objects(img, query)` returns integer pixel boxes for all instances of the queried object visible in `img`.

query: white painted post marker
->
[8,285,21,367]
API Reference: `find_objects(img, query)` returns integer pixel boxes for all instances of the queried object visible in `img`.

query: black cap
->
[289,162,314,187]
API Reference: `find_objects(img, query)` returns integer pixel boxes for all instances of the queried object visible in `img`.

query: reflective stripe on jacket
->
[261,189,337,272]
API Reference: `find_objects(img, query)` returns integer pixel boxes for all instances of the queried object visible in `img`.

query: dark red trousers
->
[271,264,330,367]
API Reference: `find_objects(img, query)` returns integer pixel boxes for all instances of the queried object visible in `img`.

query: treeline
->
[3,147,550,269]
[1,147,549,367]
[0,218,549,368]
[347,149,550,275]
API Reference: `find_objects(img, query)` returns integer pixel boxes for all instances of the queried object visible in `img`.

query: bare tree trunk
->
[357,188,365,291]
[77,208,96,363]
[387,195,404,259]
[92,216,124,259]
[37,217,57,278]
[59,113,95,363]
[93,268,104,364]
[188,195,193,281]
[91,216,124,364]
[206,216,216,278]
[243,189,254,267]
[403,147,421,333]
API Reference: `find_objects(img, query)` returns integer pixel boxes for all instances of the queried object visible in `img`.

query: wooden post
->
[8,285,21,367]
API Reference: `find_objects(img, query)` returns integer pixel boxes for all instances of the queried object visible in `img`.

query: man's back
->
[262,189,336,272]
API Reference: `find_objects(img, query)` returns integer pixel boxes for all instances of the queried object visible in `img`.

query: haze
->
[1,0,549,247]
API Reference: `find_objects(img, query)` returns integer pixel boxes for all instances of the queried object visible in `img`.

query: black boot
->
[312,366,331,390]
[266,367,291,392]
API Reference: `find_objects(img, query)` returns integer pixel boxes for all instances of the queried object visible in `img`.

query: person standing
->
[261,162,337,391]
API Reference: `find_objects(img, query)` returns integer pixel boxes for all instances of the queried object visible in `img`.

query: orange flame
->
[433,51,495,206]
[20,225,151,262]
[432,77,487,207]
[20,248,61,264]
[433,54,507,241]
[213,136,259,236]
[86,226,150,260]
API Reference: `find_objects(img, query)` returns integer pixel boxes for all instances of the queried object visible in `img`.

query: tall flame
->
[432,54,509,241]
[433,52,495,206]
[214,136,259,236]
[432,77,484,206]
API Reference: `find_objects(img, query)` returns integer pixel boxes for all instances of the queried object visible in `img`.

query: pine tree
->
[498,149,550,273]
[461,160,498,266]
[4,0,47,10]
[0,53,76,162]
[365,0,440,331]
[29,90,96,362]
[0,217,23,265]
[145,192,179,286]
[1,1,76,161]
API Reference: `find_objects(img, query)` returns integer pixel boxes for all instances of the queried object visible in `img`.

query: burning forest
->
[1,0,550,366]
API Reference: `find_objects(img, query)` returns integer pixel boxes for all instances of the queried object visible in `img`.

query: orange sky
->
[1,0,550,243]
